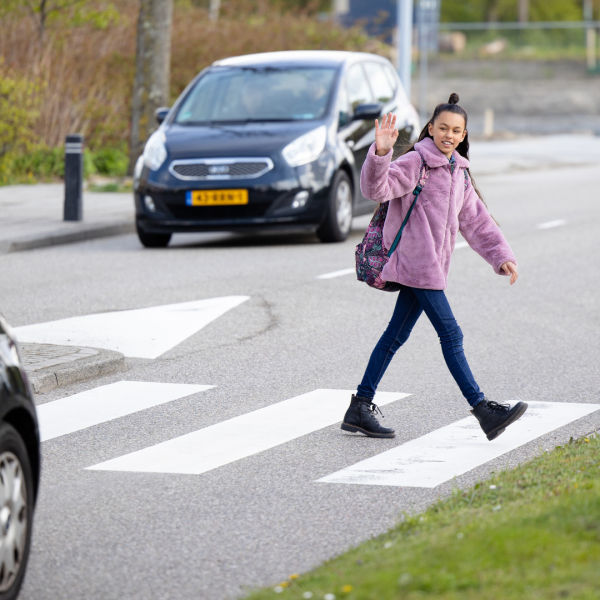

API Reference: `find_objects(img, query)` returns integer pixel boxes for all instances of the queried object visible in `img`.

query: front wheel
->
[136,221,172,248]
[0,423,34,600]
[317,171,353,243]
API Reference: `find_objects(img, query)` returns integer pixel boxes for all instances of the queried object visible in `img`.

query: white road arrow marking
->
[86,389,410,475]
[38,381,213,442]
[14,296,249,359]
[317,401,600,488]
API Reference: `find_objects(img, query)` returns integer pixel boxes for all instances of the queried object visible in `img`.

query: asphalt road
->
[1,158,600,600]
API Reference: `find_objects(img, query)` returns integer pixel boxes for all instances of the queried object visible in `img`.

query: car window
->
[337,83,352,129]
[385,63,410,104]
[365,62,395,104]
[384,64,399,93]
[175,67,337,123]
[346,64,373,111]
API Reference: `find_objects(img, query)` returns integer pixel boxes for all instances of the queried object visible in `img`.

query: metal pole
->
[397,0,414,101]
[64,134,83,222]
[584,0,597,72]
[418,1,428,125]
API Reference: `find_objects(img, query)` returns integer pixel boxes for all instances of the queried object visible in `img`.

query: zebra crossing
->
[21,295,600,487]
[38,380,600,487]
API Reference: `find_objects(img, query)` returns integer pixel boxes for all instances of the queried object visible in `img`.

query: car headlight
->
[282,126,327,167]
[143,130,168,171]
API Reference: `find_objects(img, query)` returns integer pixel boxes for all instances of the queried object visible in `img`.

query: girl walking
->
[342,93,527,442]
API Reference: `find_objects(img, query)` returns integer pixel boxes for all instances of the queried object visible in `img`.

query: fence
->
[413,20,600,133]
[436,21,600,69]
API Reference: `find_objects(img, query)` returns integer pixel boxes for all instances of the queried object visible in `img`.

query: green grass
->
[88,180,132,193]
[246,435,600,600]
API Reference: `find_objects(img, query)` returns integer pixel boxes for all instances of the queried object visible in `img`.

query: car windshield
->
[175,67,337,124]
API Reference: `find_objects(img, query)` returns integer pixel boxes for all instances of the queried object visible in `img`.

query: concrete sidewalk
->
[1,134,600,255]
[0,184,133,254]
[21,343,126,394]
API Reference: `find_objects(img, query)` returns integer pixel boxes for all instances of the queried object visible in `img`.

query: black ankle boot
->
[472,398,528,441]
[341,394,395,438]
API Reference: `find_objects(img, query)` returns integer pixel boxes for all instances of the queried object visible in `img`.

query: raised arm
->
[459,176,518,279]
[360,113,422,204]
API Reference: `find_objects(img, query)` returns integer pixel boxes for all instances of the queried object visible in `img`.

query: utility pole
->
[518,0,529,23]
[128,0,174,174]
[396,0,414,101]
[584,0,598,72]
[418,0,428,125]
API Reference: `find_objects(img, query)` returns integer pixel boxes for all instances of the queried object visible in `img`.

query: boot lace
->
[486,400,510,412]
[369,402,384,419]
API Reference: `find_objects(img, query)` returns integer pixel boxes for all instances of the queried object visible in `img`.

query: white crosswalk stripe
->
[42,379,600,490]
[86,389,410,475]
[38,381,213,442]
[14,296,249,359]
[317,401,600,488]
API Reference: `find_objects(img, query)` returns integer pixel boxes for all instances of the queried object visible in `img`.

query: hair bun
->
[448,93,460,105]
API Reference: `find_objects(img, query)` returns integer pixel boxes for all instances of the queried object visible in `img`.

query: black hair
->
[401,93,494,219]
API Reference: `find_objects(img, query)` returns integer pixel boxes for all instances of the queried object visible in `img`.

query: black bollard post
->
[64,134,84,221]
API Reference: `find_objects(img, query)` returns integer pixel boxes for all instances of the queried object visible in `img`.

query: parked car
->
[134,50,419,248]
[0,316,40,600]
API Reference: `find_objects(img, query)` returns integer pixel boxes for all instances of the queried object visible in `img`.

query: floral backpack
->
[355,158,430,292]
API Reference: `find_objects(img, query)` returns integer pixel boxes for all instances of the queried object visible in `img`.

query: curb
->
[0,220,135,255]
[26,348,127,394]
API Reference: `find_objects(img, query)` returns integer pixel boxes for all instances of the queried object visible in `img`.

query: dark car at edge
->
[0,316,40,600]
[134,50,419,247]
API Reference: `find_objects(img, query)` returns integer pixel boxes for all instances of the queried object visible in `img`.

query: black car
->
[0,316,40,600]
[133,50,419,247]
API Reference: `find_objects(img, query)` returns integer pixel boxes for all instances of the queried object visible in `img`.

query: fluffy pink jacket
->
[360,137,517,290]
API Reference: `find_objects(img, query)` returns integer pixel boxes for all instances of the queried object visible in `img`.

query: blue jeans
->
[357,286,485,407]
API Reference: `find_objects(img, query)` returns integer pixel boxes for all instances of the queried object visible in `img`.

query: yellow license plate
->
[185,189,248,206]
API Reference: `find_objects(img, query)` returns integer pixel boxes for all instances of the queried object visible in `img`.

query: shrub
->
[0,64,42,182]
[91,146,128,177]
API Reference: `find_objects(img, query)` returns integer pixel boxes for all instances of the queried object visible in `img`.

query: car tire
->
[136,221,172,248]
[0,423,34,600]
[317,171,353,243]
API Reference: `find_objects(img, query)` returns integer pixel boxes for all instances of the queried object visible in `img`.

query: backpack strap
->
[387,159,429,257]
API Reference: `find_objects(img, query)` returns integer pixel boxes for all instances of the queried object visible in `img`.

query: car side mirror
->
[155,107,170,125]
[352,102,383,121]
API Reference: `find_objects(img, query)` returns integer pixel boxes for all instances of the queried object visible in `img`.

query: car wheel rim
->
[335,180,352,234]
[0,452,27,593]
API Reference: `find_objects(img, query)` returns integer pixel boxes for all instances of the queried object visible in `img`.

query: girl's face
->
[428,111,467,158]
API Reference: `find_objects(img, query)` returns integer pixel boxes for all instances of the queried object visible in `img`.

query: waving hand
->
[375,113,399,157]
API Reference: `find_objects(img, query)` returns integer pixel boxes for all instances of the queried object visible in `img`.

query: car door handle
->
[346,140,355,149]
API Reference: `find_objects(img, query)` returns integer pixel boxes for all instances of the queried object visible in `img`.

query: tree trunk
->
[518,0,529,23]
[209,0,220,22]
[484,0,499,23]
[128,0,174,175]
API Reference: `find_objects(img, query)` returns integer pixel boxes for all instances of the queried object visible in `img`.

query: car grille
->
[169,158,273,180]
[167,204,270,220]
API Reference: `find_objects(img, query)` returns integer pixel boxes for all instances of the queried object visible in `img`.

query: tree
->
[128,0,174,174]
[0,0,118,42]
[518,0,529,22]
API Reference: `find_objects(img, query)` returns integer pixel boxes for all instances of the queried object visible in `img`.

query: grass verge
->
[246,434,600,600]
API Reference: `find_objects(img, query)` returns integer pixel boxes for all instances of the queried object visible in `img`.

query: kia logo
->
[208,165,230,174]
